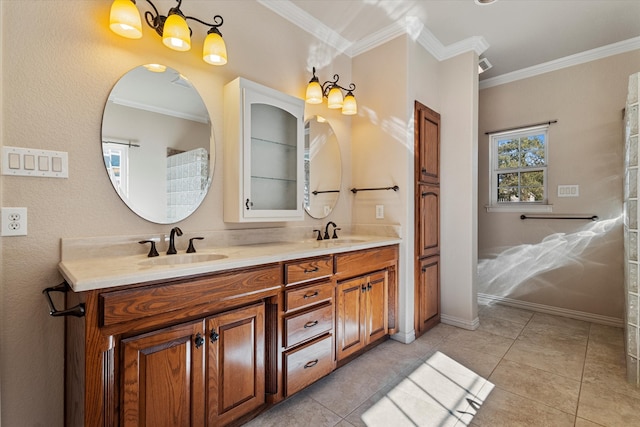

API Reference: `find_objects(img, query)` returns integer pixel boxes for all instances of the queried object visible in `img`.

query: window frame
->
[487,124,552,213]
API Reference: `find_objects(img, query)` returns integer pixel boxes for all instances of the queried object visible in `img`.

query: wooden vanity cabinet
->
[120,303,265,426]
[64,245,399,426]
[65,265,280,427]
[334,246,398,363]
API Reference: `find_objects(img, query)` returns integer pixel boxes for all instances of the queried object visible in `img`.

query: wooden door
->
[365,271,388,343]
[415,100,441,337]
[121,321,206,427]
[419,184,440,258]
[418,256,441,334]
[415,102,440,185]
[207,303,265,426]
[336,277,366,360]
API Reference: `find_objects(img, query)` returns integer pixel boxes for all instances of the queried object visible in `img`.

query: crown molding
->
[480,36,640,90]
[256,0,352,54]
[258,0,487,61]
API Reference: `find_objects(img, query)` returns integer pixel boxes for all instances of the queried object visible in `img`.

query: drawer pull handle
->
[303,291,319,299]
[304,320,319,328]
[304,266,319,273]
[304,359,319,369]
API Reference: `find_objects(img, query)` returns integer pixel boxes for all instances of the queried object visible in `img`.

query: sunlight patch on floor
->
[361,351,494,426]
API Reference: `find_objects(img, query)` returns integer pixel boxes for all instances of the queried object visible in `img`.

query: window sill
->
[485,204,553,213]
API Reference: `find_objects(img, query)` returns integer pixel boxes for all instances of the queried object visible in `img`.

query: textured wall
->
[478,51,640,320]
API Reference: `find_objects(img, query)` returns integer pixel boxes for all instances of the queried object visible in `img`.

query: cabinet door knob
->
[367,283,372,291]
[304,320,318,328]
[361,285,366,293]
[194,333,205,349]
[304,359,319,369]
[210,329,219,343]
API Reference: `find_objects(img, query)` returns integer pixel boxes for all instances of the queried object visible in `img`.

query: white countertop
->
[59,234,401,292]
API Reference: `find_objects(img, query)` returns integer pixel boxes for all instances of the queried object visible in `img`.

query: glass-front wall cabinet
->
[224,77,304,222]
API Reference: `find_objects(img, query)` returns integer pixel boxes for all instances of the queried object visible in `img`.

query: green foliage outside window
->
[495,134,546,202]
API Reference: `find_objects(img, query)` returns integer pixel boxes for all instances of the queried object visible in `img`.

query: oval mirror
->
[101,64,213,224]
[304,116,342,219]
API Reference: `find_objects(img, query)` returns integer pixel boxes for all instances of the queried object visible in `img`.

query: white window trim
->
[486,124,552,213]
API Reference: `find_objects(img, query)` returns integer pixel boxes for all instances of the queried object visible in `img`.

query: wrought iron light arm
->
[321,73,356,97]
[143,0,224,37]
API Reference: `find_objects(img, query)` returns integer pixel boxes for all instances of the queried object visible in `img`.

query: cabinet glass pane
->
[250,103,298,210]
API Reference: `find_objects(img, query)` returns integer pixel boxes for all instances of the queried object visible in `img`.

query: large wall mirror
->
[101,64,214,224]
[304,116,342,219]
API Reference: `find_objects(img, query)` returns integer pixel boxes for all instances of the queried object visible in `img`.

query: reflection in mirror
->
[304,116,342,219]
[102,64,213,224]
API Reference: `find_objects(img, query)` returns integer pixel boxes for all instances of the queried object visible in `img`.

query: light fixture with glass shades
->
[305,67,357,115]
[109,0,228,65]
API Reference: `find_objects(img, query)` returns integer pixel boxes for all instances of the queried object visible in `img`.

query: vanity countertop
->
[59,234,401,292]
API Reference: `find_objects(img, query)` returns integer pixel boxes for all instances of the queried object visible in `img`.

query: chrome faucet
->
[324,221,338,239]
[167,227,183,255]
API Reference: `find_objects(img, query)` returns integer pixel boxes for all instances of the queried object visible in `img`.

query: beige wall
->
[352,37,479,337]
[478,50,640,320]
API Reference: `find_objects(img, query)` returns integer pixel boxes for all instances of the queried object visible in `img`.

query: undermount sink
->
[326,239,365,244]
[139,253,227,266]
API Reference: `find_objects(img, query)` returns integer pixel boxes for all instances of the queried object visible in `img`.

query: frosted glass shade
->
[203,31,227,65]
[341,92,357,115]
[110,0,142,39]
[162,13,191,51]
[327,86,343,109]
[305,81,323,104]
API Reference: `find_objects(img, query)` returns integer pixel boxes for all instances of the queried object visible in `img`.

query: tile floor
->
[245,302,640,427]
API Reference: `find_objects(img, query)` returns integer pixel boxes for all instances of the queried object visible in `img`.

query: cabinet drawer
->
[284,256,333,285]
[334,246,398,278]
[285,281,333,312]
[284,303,333,348]
[284,334,333,396]
[100,265,281,327]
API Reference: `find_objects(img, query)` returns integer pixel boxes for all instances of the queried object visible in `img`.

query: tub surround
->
[59,225,401,291]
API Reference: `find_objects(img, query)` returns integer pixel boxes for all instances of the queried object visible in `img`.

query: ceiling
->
[259,0,640,83]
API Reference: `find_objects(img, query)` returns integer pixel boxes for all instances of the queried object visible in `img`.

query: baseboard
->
[478,293,624,328]
[441,314,480,331]
[391,330,416,344]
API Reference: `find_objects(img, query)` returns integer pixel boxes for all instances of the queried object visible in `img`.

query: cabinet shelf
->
[252,136,296,149]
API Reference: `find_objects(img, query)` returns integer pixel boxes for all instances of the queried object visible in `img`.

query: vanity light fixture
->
[306,67,357,116]
[109,0,228,65]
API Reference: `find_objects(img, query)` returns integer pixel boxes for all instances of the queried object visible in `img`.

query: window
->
[488,125,550,211]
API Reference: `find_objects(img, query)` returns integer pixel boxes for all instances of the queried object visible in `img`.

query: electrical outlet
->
[376,205,384,219]
[1,207,27,236]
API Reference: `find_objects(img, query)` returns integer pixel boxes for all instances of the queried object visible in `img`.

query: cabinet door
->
[223,77,305,222]
[417,256,440,335]
[121,321,206,427]
[415,101,440,184]
[336,277,366,360]
[418,184,440,258]
[365,271,388,343]
[207,303,265,426]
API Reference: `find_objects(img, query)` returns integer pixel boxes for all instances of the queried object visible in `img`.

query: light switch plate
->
[2,146,68,178]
